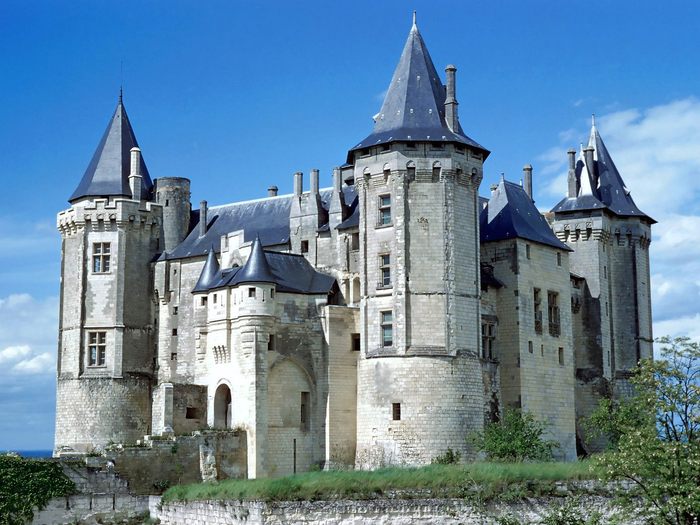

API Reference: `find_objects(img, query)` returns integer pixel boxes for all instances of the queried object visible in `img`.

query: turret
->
[155,177,191,253]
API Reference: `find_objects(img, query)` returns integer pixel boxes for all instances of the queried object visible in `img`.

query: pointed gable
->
[193,246,221,293]
[232,236,275,285]
[69,96,153,203]
[482,180,571,251]
[348,19,487,159]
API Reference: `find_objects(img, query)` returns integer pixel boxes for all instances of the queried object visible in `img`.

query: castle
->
[53,19,654,477]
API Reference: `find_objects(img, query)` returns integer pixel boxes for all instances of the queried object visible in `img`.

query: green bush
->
[469,409,558,462]
[0,453,75,525]
[431,448,461,465]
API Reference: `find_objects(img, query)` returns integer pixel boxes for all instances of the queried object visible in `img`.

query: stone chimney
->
[294,172,303,197]
[310,169,320,195]
[444,65,459,132]
[522,164,533,201]
[583,146,596,189]
[199,200,208,237]
[267,186,278,197]
[128,147,142,201]
[567,149,577,198]
[329,167,348,230]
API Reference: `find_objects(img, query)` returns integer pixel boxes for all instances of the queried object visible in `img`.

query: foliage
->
[540,497,602,525]
[0,453,75,525]
[590,336,700,525]
[431,448,462,465]
[469,409,558,462]
[163,461,598,503]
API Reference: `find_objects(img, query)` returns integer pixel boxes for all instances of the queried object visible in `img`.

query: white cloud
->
[537,97,700,339]
[0,345,31,364]
[11,352,54,375]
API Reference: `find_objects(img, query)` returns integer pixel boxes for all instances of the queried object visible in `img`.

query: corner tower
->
[351,17,489,467]
[54,95,162,454]
[551,118,654,451]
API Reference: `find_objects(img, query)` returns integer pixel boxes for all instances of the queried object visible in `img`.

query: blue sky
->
[1,0,700,450]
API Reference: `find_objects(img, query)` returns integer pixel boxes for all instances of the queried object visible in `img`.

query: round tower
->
[155,177,191,253]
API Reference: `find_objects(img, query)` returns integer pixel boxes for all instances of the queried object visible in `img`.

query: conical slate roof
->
[69,95,153,203]
[481,179,571,251]
[348,18,487,159]
[551,121,653,222]
[193,246,221,293]
[232,236,275,285]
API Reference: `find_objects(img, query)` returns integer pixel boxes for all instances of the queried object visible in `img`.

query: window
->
[528,340,533,354]
[185,407,199,419]
[300,392,310,431]
[213,293,217,304]
[92,243,111,273]
[548,291,560,337]
[248,287,256,298]
[351,333,361,351]
[350,232,360,251]
[381,311,393,347]
[201,296,208,307]
[173,306,178,315]
[301,240,309,253]
[378,195,392,226]
[171,352,177,360]
[557,252,562,266]
[270,289,275,298]
[481,322,496,359]
[432,165,441,182]
[172,328,178,336]
[88,331,106,366]
[379,254,391,287]
[392,402,401,421]
[604,266,607,279]
[534,288,542,334]
[558,347,565,365]
[165,199,170,207]
[526,244,531,259]
[268,334,275,351]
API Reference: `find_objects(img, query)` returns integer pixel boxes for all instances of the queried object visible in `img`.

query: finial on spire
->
[591,113,596,127]
[119,85,123,103]
[412,10,417,27]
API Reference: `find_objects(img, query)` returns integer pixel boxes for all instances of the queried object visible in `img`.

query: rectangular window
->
[378,194,392,226]
[173,306,178,315]
[268,334,275,351]
[528,340,533,354]
[248,287,256,298]
[548,291,560,337]
[380,311,393,347]
[171,352,177,360]
[201,296,208,307]
[481,322,496,360]
[213,293,218,304]
[300,391,310,431]
[558,347,565,365]
[185,407,199,419]
[526,244,531,259]
[88,331,106,366]
[534,288,542,334]
[557,252,562,266]
[172,328,178,336]
[351,333,361,351]
[379,254,391,287]
[392,402,401,421]
[301,240,309,253]
[92,243,111,273]
[350,232,360,251]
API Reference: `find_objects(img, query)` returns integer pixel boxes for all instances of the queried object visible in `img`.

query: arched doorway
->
[214,384,232,429]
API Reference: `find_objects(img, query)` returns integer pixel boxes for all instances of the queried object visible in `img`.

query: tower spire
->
[412,10,417,28]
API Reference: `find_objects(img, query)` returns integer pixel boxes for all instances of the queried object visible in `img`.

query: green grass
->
[163,461,601,503]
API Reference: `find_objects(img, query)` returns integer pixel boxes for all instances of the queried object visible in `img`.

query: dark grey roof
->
[347,21,488,160]
[199,251,335,295]
[551,124,654,223]
[232,237,275,285]
[193,246,221,293]
[480,263,504,290]
[167,186,358,260]
[336,196,359,230]
[481,180,571,251]
[69,96,153,203]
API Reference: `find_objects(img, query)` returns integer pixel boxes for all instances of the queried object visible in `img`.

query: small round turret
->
[155,177,191,252]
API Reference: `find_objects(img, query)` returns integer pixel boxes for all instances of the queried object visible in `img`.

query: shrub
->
[469,409,558,462]
[431,448,461,465]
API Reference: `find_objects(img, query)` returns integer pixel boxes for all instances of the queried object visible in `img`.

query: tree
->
[470,409,558,462]
[589,336,700,525]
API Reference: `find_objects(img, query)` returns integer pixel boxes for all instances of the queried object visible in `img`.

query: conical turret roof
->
[232,236,275,285]
[69,95,153,203]
[348,18,487,160]
[193,246,221,293]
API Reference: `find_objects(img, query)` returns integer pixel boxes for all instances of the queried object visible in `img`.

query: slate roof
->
[481,179,571,251]
[70,95,153,203]
[551,122,654,223]
[167,186,358,260]
[194,248,336,295]
[193,246,221,293]
[347,20,488,160]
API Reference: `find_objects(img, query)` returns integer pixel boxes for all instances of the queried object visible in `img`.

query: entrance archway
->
[214,384,232,429]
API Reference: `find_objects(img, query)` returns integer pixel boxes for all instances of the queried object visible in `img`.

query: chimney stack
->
[444,65,459,132]
[129,147,142,201]
[268,185,278,197]
[567,149,577,198]
[199,200,208,237]
[310,169,320,195]
[332,167,342,194]
[522,164,533,201]
[294,172,303,197]
[583,146,596,189]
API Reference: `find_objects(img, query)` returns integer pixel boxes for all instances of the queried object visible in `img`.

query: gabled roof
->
[232,237,275,285]
[481,179,571,251]
[347,19,487,160]
[167,186,357,260]
[193,246,221,293]
[69,95,153,203]
[551,121,654,223]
